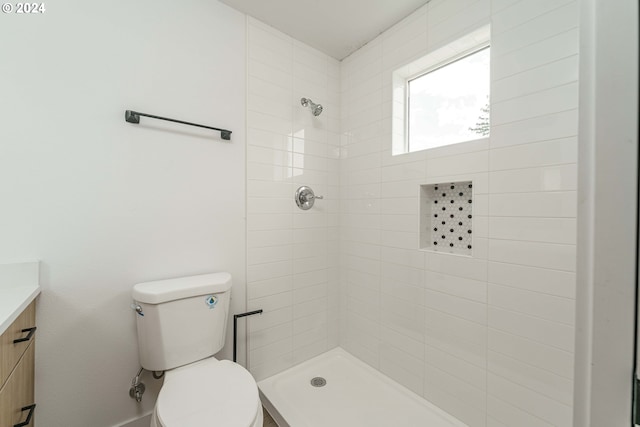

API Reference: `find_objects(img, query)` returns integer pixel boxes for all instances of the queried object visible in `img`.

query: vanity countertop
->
[0,261,41,335]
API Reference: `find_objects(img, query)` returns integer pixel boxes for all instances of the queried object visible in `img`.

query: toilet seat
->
[156,358,261,427]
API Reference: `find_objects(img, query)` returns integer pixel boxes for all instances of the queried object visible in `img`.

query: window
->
[408,47,490,152]
[391,26,490,155]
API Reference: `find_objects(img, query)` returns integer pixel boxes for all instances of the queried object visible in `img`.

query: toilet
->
[132,272,263,427]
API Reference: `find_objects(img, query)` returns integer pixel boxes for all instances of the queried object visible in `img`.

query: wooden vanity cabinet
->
[0,301,36,427]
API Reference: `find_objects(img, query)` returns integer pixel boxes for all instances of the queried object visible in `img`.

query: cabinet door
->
[1,302,36,388]
[0,341,35,427]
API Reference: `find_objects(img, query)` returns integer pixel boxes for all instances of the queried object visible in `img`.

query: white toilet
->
[132,272,263,427]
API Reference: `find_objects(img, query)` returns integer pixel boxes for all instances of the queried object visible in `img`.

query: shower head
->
[301,97,323,116]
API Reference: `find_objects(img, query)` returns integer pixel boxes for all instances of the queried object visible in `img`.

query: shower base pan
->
[258,347,467,427]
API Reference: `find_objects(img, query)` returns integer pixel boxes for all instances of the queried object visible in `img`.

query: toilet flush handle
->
[130,303,144,316]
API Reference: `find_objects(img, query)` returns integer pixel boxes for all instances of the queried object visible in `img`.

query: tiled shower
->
[247,0,578,426]
[245,18,342,380]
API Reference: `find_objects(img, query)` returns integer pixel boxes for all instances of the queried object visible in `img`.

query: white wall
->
[244,18,342,380]
[0,1,247,426]
[340,0,579,426]
[574,0,639,425]
[4,1,631,426]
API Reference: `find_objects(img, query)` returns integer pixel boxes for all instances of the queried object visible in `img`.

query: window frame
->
[405,44,490,153]
[391,25,491,156]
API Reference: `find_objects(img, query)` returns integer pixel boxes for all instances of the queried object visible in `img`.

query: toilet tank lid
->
[132,272,232,304]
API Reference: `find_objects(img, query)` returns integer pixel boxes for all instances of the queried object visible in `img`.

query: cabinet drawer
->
[0,301,36,389]
[0,341,35,427]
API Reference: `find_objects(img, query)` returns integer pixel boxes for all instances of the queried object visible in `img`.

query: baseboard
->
[116,413,152,427]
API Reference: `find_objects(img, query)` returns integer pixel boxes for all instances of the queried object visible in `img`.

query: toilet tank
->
[132,272,232,371]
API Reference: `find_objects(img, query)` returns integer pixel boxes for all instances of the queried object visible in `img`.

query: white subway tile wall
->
[247,0,578,425]
[340,1,578,426]
[246,17,341,380]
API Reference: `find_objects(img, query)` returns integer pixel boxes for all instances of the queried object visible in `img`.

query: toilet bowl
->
[131,273,263,427]
[150,357,263,427]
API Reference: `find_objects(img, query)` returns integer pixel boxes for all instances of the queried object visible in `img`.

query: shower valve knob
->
[295,186,323,210]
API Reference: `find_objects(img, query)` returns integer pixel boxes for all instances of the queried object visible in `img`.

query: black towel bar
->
[125,110,232,140]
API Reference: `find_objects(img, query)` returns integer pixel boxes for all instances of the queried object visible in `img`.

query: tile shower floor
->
[258,348,467,427]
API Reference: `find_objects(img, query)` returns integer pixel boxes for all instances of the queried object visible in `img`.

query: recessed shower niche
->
[420,181,473,255]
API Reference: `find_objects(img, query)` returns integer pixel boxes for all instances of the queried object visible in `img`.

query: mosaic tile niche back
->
[420,181,473,256]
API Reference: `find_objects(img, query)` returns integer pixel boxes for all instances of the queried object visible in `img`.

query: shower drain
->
[310,377,327,387]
